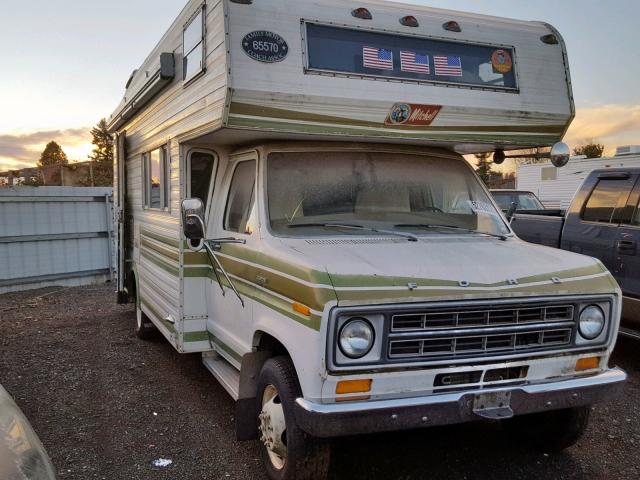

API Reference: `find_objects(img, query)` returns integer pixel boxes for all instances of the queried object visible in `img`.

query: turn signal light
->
[575,356,600,372]
[352,8,373,20]
[336,379,372,394]
[292,302,311,316]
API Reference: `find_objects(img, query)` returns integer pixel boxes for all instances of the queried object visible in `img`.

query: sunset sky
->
[1,0,638,171]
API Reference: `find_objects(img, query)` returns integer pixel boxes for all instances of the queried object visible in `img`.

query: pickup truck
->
[512,168,640,336]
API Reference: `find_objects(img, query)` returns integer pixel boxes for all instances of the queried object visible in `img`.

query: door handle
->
[617,239,637,255]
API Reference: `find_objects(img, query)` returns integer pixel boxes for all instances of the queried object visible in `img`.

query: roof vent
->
[352,7,372,20]
[400,16,419,27]
[442,21,461,32]
[615,145,640,156]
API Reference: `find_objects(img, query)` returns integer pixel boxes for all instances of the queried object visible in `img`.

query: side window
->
[183,7,205,83]
[224,161,256,234]
[188,151,217,205]
[581,179,626,223]
[143,146,169,209]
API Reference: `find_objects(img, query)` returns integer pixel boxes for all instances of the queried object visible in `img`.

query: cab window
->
[224,161,256,234]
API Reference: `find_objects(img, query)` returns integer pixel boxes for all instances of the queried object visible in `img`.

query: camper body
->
[109,1,625,479]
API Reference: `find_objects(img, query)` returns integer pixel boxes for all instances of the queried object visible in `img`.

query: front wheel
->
[503,406,591,452]
[256,356,330,480]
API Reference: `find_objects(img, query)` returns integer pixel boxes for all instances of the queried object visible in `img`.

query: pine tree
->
[38,141,69,167]
[89,118,114,164]
[475,152,493,185]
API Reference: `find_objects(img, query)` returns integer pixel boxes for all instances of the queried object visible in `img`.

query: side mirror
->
[506,202,517,223]
[550,142,570,168]
[181,198,206,245]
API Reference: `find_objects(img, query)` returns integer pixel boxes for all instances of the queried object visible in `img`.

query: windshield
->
[267,151,509,237]
[493,192,544,211]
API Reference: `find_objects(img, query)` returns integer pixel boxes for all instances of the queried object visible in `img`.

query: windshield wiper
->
[394,223,509,241]
[288,222,419,242]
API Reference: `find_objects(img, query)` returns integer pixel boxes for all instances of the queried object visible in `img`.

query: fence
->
[0,187,114,294]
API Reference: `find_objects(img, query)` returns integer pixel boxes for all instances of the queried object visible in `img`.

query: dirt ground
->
[0,283,638,480]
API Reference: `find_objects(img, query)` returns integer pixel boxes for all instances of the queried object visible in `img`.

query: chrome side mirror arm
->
[202,238,246,307]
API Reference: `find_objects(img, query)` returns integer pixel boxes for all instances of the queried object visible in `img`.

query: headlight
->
[339,318,375,358]
[579,305,605,340]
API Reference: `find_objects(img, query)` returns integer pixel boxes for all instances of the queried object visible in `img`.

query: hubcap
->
[259,384,287,470]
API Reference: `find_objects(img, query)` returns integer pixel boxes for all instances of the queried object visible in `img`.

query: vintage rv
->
[108,1,626,478]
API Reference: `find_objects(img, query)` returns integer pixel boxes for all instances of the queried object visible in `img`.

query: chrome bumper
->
[294,368,627,438]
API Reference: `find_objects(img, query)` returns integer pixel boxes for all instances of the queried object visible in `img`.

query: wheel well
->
[126,268,138,305]
[253,331,290,357]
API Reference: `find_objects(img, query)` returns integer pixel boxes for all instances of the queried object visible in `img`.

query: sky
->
[1,0,639,171]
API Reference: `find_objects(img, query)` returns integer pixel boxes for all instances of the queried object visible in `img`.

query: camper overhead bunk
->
[108,1,625,479]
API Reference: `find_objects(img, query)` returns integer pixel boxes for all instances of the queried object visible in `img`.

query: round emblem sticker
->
[491,49,513,74]
[242,31,288,63]
[388,103,412,124]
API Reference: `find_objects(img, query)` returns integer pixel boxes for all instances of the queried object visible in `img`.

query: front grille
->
[387,303,575,361]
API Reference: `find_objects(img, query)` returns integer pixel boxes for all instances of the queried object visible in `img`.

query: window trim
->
[186,148,218,221]
[222,159,257,235]
[142,145,170,211]
[182,4,206,85]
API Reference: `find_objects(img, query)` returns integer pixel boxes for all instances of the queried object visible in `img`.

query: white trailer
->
[517,146,640,209]
[108,2,625,479]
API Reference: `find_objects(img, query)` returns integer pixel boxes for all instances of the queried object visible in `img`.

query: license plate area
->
[472,391,513,420]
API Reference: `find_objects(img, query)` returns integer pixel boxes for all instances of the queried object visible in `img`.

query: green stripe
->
[141,249,179,277]
[209,333,243,363]
[184,331,210,343]
[227,116,560,146]
[140,228,181,249]
[141,237,180,262]
[229,103,566,134]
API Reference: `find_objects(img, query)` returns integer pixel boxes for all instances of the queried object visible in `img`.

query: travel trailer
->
[108,1,626,478]
[517,146,640,209]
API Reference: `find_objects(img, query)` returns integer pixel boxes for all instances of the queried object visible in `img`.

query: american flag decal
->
[400,51,430,74]
[434,55,463,76]
[363,46,393,70]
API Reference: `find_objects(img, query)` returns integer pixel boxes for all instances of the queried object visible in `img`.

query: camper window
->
[143,146,169,210]
[224,161,256,234]
[183,6,205,83]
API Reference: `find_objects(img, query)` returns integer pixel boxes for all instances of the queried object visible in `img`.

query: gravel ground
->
[0,283,638,480]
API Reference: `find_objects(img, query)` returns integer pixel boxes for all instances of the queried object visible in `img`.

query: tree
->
[38,141,68,167]
[89,118,114,164]
[475,152,493,185]
[573,140,604,159]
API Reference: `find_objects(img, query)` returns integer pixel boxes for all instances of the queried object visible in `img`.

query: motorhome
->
[108,1,626,479]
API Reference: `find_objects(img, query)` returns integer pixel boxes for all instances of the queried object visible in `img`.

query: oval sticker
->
[242,31,288,63]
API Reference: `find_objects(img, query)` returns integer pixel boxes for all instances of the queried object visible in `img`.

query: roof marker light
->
[443,20,461,32]
[230,0,253,4]
[352,8,373,20]
[541,33,559,45]
[400,16,419,27]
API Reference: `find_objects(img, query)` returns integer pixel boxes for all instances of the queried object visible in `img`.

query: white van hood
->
[280,235,616,305]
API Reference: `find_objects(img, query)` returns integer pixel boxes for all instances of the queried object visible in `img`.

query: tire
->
[503,406,591,452]
[135,301,156,340]
[256,356,330,480]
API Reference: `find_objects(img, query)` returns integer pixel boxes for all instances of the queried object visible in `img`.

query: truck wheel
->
[135,302,155,340]
[256,356,330,480]
[503,406,591,451]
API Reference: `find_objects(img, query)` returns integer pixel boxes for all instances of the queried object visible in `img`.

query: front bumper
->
[294,368,626,438]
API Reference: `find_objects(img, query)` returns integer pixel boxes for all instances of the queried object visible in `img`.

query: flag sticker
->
[434,55,463,76]
[400,51,430,74]
[363,46,393,70]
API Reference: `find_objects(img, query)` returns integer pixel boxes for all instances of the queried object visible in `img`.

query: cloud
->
[565,104,640,155]
[0,127,92,171]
